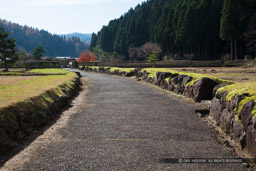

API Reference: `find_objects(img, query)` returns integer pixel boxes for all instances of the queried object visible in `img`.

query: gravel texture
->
[1,69,245,171]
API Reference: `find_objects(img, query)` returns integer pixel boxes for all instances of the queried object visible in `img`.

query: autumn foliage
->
[77,50,97,62]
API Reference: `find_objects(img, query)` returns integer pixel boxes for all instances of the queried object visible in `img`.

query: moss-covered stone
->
[217,81,256,120]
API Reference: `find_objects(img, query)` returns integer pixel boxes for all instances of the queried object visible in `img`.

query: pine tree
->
[0,27,16,71]
[32,46,45,61]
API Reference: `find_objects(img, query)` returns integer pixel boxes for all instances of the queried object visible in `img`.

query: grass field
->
[169,67,256,83]
[0,69,77,108]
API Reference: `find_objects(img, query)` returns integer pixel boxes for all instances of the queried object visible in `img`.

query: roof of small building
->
[56,56,72,59]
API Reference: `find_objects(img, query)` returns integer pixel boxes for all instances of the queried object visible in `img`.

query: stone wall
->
[210,92,256,158]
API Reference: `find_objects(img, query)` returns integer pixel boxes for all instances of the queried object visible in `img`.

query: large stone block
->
[233,121,246,148]
[240,100,255,130]
[192,77,218,102]
[212,83,232,97]
[220,109,233,134]
[246,125,256,157]
[210,98,222,125]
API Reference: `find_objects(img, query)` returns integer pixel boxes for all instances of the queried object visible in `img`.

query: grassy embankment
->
[0,69,77,109]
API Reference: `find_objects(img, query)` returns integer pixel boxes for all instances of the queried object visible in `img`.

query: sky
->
[0,0,146,34]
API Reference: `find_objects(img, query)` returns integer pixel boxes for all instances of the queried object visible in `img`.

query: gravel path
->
[1,70,245,170]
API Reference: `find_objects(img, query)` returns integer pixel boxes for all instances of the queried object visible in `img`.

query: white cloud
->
[22,0,139,7]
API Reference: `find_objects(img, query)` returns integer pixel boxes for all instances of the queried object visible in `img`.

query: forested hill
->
[0,19,89,57]
[90,0,256,61]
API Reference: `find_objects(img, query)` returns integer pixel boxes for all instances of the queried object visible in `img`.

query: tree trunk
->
[202,41,204,60]
[3,56,8,72]
[205,42,207,60]
[235,40,238,60]
[198,43,200,60]
[231,40,234,61]
[214,43,216,60]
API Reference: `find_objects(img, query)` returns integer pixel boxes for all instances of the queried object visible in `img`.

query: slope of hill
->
[0,19,89,57]
[91,0,256,61]
[61,33,92,44]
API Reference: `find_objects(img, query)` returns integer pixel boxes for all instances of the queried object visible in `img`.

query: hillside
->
[61,33,92,44]
[91,0,256,61]
[0,19,89,57]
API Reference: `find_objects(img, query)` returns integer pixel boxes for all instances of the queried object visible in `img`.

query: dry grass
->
[0,76,39,87]
[0,69,77,108]
[169,67,256,83]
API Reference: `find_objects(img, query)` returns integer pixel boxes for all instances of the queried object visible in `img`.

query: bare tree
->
[128,42,162,61]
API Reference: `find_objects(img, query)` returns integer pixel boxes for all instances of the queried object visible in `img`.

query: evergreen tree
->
[0,27,16,71]
[90,33,97,50]
[244,12,256,57]
[220,0,249,60]
[32,46,45,61]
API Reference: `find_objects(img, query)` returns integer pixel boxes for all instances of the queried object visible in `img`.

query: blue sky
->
[0,0,146,34]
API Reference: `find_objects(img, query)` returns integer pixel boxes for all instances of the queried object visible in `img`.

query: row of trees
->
[90,0,256,61]
[0,19,89,57]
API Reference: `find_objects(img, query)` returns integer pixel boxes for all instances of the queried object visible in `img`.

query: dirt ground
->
[170,67,256,83]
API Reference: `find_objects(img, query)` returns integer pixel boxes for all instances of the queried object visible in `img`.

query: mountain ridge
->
[0,19,89,57]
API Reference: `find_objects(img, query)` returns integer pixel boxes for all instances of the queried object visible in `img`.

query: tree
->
[77,50,97,62]
[0,27,16,71]
[220,0,249,60]
[244,12,256,57]
[147,51,160,63]
[90,33,97,51]
[32,46,45,61]
[128,42,161,61]
[17,51,29,70]
[110,51,120,62]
